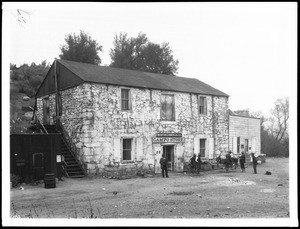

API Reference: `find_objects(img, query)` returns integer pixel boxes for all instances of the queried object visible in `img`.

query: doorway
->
[33,153,44,180]
[43,97,50,124]
[163,145,174,171]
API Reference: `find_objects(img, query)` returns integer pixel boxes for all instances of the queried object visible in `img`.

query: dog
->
[265,171,272,175]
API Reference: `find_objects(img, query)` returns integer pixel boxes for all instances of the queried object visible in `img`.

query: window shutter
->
[160,96,166,120]
[204,97,207,115]
[232,137,237,154]
[197,96,200,114]
[176,145,184,171]
[166,95,173,120]
[113,138,121,162]
[171,95,175,121]
[208,138,214,159]
[129,90,132,110]
[136,138,143,161]
[194,137,200,155]
[251,137,256,152]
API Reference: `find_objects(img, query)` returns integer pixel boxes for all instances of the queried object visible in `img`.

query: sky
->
[1,2,298,226]
[3,2,297,117]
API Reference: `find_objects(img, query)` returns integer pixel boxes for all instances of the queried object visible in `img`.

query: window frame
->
[198,96,207,115]
[121,88,131,111]
[122,138,133,161]
[160,94,175,121]
[199,138,206,157]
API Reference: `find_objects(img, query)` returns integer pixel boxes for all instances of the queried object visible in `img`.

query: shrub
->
[10,174,21,187]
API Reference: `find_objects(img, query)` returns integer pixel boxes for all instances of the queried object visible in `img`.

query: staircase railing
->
[55,119,86,176]
[29,106,48,134]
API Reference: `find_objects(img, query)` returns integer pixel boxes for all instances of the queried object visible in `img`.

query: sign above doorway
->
[152,137,185,143]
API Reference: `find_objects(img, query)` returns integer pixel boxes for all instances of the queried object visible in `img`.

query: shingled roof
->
[54,59,229,97]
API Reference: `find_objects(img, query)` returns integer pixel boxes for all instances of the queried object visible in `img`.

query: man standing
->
[190,154,197,173]
[196,153,202,174]
[251,153,258,174]
[160,154,169,178]
[240,152,246,173]
[225,151,232,173]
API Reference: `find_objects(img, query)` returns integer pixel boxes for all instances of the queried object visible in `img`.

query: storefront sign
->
[152,137,185,143]
[156,133,182,137]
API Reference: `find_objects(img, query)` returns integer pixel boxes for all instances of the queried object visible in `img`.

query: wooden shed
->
[10,134,61,182]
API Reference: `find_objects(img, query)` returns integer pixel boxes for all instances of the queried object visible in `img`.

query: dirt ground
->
[9,158,290,222]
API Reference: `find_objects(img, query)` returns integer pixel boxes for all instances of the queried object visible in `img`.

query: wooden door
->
[163,145,174,171]
[33,153,44,181]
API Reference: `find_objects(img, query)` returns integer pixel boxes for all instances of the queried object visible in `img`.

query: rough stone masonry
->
[36,83,229,176]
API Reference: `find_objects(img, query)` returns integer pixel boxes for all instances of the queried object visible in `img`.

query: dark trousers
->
[196,164,201,174]
[253,164,257,174]
[240,162,245,170]
[161,167,168,177]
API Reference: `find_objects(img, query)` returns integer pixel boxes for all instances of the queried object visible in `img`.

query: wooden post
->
[54,59,60,124]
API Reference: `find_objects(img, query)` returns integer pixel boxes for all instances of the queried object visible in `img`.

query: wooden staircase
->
[43,125,85,178]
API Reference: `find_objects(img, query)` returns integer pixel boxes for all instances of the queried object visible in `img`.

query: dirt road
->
[10,157,289,221]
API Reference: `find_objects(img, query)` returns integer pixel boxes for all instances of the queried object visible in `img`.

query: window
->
[198,96,207,115]
[161,94,175,121]
[122,138,132,161]
[200,139,206,157]
[121,88,131,110]
[237,137,240,154]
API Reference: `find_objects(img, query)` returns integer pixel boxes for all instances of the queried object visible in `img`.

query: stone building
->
[34,59,230,176]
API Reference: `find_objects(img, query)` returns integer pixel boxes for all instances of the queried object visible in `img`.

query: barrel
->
[44,173,56,189]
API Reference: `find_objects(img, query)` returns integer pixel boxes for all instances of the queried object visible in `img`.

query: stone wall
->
[36,83,229,176]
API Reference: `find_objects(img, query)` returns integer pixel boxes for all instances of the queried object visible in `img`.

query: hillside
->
[10,81,36,134]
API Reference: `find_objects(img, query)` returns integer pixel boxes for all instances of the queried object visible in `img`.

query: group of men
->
[219,150,258,174]
[159,150,258,178]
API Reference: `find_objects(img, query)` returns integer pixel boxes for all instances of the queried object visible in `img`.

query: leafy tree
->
[10,61,50,97]
[110,32,179,75]
[59,30,103,65]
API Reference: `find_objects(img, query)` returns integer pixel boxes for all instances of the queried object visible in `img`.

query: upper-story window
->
[121,88,131,111]
[198,96,207,115]
[161,94,175,121]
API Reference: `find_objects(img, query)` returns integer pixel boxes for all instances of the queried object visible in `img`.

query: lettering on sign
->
[152,137,185,143]
[156,133,182,137]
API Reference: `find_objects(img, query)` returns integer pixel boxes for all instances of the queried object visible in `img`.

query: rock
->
[278,184,283,186]
[196,194,202,198]
[226,207,230,209]
[22,96,30,101]
[24,111,33,121]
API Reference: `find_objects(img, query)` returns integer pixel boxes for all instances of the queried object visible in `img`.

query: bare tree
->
[268,97,289,142]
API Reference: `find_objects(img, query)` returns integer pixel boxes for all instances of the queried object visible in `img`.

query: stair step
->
[63,154,74,157]
[68,172,85,176]
[70,175,85,178]
[66,164,79,168]
[67,168,82,172]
